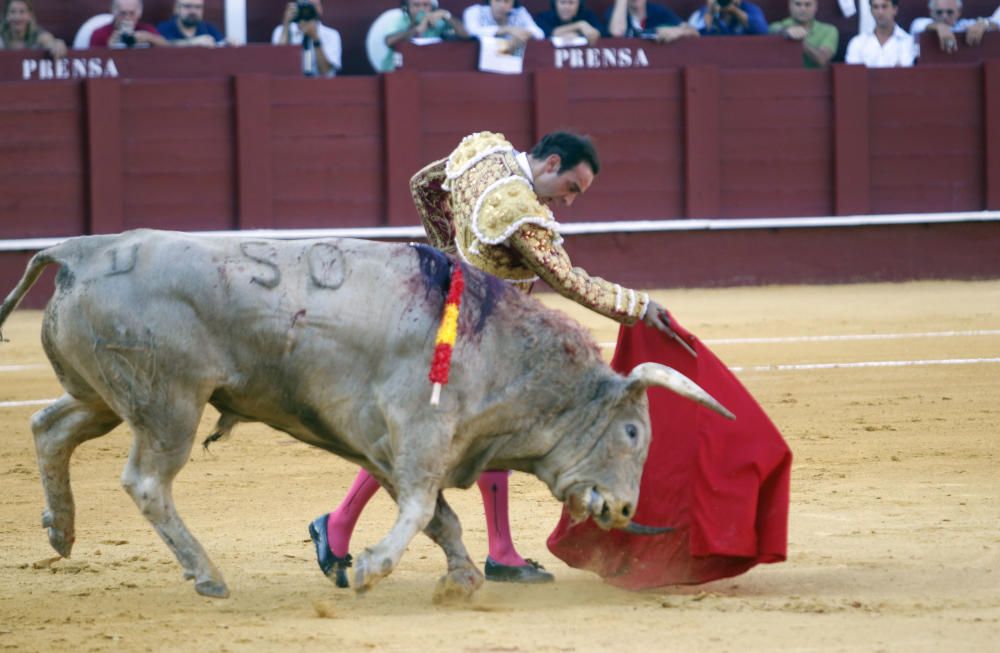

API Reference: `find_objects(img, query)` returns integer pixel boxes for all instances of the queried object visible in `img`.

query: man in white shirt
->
[909,0,997,55]
[845,0,914,67]
[272,0,342,77]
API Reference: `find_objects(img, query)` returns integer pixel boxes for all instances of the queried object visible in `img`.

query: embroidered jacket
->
[409,131,649,324]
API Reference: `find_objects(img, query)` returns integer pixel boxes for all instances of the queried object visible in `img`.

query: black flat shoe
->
[308,515,351,588]
[484,557,554,584]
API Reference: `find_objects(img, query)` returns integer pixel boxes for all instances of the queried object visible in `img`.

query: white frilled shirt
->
[845,24,915,68]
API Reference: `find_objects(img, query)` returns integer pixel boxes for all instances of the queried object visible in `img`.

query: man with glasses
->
[909,0,997,56]
[157,0,226,47]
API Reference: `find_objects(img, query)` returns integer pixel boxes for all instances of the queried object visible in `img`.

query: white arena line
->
[0,364,45,372]
[598,329,1000,349]
[3,358,999,409]
[0,398,57,408]
[729,358,1000,373]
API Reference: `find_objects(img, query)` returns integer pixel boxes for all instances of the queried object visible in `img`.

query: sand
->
[1,280,997,652]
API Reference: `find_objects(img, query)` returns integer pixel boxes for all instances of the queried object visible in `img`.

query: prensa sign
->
[22,57,119,81]
[554,47,650,70]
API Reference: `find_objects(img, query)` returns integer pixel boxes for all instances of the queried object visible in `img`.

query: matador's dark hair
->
[531,131,600,175]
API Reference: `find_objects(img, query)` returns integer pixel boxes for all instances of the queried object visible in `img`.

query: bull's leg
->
[120,406,229,598]
[31,394,123,557]
[352,483,439,593]
[424,494,484,604]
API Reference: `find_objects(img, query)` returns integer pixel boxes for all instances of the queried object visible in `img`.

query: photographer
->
[688,0,769,35]
[89,0,168,48]
[272,0,342,77]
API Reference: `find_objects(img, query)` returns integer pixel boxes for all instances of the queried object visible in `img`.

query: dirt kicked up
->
[1,280,998,652]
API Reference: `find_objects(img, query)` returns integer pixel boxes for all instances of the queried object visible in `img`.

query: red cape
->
[547,317,791,589]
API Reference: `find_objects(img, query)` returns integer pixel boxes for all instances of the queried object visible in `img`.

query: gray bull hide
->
[0,229,732,602]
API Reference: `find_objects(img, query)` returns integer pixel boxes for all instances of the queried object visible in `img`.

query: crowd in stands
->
[2,0,999,74]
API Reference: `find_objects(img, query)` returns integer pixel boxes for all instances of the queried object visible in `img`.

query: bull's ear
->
[625,363,735,420]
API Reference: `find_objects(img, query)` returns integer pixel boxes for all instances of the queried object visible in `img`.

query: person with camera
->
[272,0,341,77]
[769,0,838,68]
[157,0,227,48]
[688,0,769,36]
[89,0,168,48]
[377,0,470,73]
[605,0,699,44]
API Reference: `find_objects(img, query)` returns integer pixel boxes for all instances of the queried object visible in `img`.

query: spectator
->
[769,0,838,68]
[845,0,913,67]
[909,0,997,56]
[0,0,66,57]
[377,0,469,72]
[272,0,341,77]
[463,0,545,51]
[157,0,226,47]
[90,0,168,48]
[535,0,604,45]
[606,0,698,44]
[689,0,769,35]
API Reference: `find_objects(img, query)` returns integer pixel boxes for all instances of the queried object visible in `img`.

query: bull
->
[0,229,732,602]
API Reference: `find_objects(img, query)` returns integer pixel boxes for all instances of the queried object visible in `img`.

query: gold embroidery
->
[410,133,647,322]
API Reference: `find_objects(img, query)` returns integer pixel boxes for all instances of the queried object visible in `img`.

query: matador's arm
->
[509,223,650,324]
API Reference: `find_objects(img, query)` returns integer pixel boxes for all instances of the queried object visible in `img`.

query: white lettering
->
[586,48,600,67]
[602,48,617,67]
[19,56,119,82]
[21,59,37,81]
[619,48,633,67]
[569,49,584,68]
[554,49,570,69]
[635,48,649,67]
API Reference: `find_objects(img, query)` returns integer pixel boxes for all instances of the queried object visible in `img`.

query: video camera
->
[294,2,318,22]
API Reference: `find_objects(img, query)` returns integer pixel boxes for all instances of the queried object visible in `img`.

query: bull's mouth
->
[564,484,629,531]
[564,484,674,536]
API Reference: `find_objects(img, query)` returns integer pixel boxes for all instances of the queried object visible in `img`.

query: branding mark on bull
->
[239,242,281,289]
[105,244,139,276]
[307,242,346,290]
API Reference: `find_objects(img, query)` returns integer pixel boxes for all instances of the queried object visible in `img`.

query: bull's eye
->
[625,424,638,441]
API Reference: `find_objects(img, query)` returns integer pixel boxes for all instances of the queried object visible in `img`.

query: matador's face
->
[533,156,595,208]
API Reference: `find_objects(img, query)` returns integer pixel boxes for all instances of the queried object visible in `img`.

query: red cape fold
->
[546,317,791,589]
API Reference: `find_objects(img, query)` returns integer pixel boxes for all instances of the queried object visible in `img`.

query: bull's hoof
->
[195,579,230,598]
[432,566,484,605]
[352,550,389,594]
[42,512,74,558]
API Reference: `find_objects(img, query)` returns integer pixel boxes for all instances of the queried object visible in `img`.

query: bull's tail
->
[0,249,60,342]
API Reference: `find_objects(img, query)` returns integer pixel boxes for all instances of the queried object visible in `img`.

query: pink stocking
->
[477,470,527,567]
[326,469,380,557]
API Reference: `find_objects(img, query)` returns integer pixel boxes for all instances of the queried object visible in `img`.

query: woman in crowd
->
[534,0,603,44]
[0,0,65,57]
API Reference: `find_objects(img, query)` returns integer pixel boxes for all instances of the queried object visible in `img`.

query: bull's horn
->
[622,522,674,536]
[627,363,735,420]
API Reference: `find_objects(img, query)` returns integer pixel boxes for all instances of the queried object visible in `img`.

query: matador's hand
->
[644,300,697,357]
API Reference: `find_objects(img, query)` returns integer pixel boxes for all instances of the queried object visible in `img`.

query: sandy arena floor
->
[1,280,998,652]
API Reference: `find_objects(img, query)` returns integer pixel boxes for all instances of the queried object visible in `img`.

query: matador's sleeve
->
[509,223,650,324]
[410,158,455,253]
